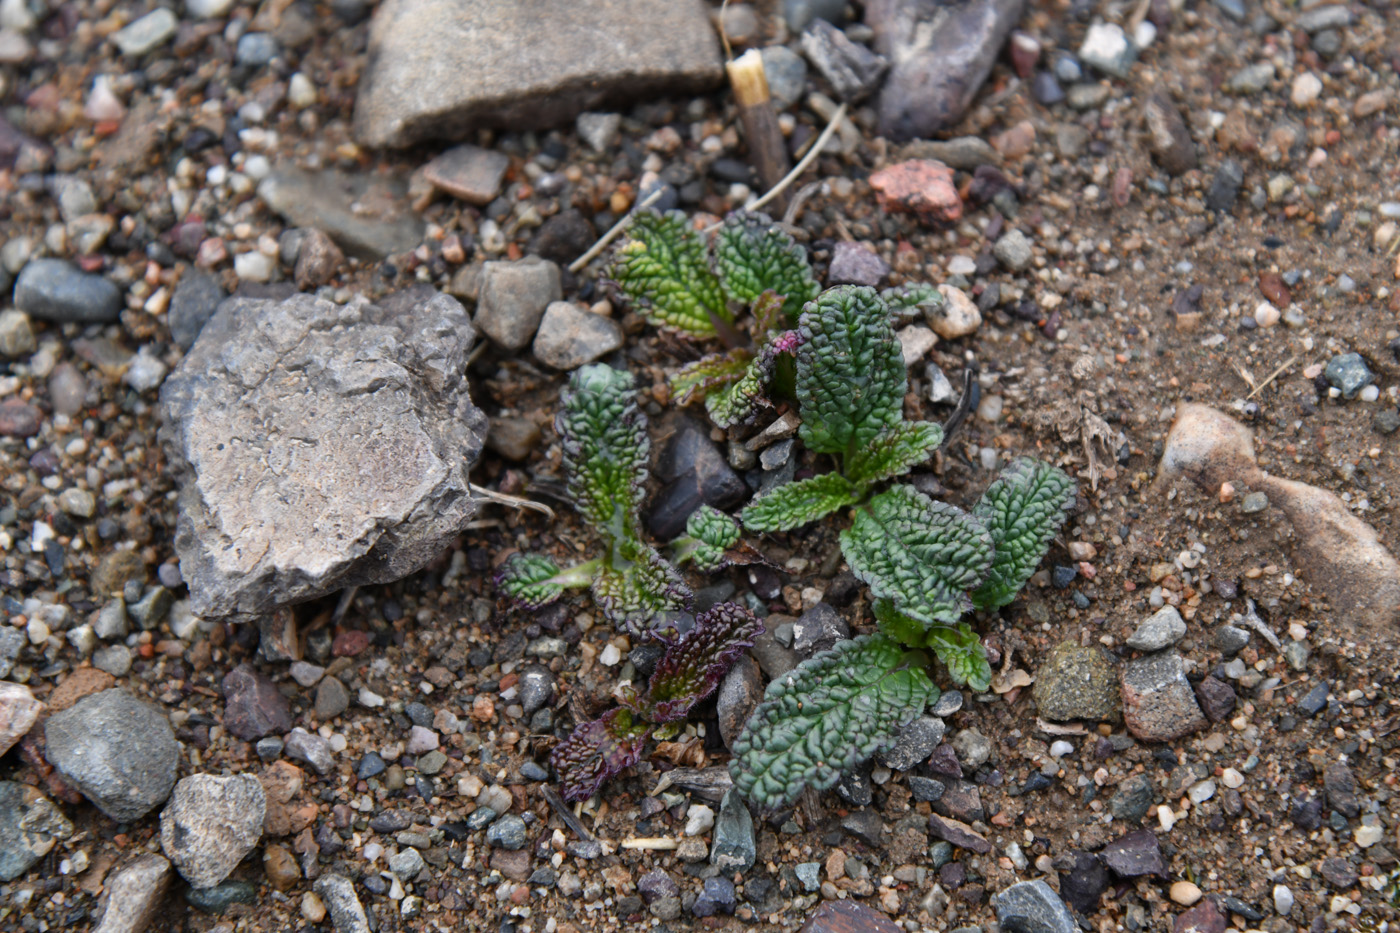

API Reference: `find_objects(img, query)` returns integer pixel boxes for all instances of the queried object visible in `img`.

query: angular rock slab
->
[1120,651,1206,742]
[1158,403,1400,632]
[0,681,43,757]
[991,879,1079,933]
[161,774,267,888]
[94,854,173,933]
[43,689,180,822]
[160,290,487,622]
[0,781,74,881]
[354,0,724,148]
[868,0,1027,141]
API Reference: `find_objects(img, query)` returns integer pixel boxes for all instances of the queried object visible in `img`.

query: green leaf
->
[881,283,945,321]
[741,472,861,533]
[551,708,652,802]
[795,286,905,458]
[840,485,994,627]
[847,422,944,485]
[729,633,936,809]
[704,348,774,428]
[714,213,820,322]
[925,623,992,693]
[592,537,692,634]
[749,290,789,346]
[675,505,742,572]
[647,603,763,722]
[872,597,928,647]
[970,458,1077,612]
[608,210,728,336]
[556,364,648,540]
[496,553,567,609]
[669,350,751,407]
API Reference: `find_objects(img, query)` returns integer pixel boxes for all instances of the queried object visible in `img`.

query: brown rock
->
[991,120,1036,160]
[260,761,305,837]
[490,847,532,881]
[800,900,903,933]
[48,668,116,712]
[91,550,147,598]
[422,144,510,205]
[263,844,301,891]
[1120,651,1206,742]
[221,664,293,742]
[1144,93,1197,175]
[1258,271,1291,308]
[294,229,344,290]
[0,399,41,438]
[1172,898,1226,933]
[927,813,991,854]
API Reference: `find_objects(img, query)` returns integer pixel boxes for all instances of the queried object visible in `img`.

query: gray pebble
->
[14,259,122,324]
[486,813,527,850]
[93,644,133,677]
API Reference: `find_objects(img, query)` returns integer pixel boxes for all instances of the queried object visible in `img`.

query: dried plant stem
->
[469,483,556,521]
[727,48,791,214]
[746,102,846,216]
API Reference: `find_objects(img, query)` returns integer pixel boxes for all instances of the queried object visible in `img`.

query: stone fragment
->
[991,879,1079,933]
[294,228,345,290]
[927,813,991,853]
[828,241,888,286]
[476,258,563,350]
[0,309,36,357]
[314,874,370,933]
[222,665,293,741]
[1033,641,1121,722]
[647,415,748,539]
[1194,676,1236,721]
[799,901,902,933]
[14,259,122,323]
[532,301,623,370]
[111,8,177,56]
[422,144,510,205]
[1159,404,1400,631]
[869,0,1026,140]
[93,854,173,933]
[1059,851,1109,914]
[926,284,980,339]
[0,782,73,881]
[44,689,180,821]
[1127,606,1187,651]
[869,160,962,223]
[876,716,945,771]
[1144,93,1197,175]
[1120,651,1206,741]
[800,20,887,103]
[1078,23,1136,77]
[0,682,42,757]
[160,290,487,622]
[285,728,335,775]
[160,774,267,888]
[1100,829,1166,877]
[709,789,755,873]
[1172,899,1226,933]
[258,167,424,260]
[355,0,724,148]
[716,655,762,751]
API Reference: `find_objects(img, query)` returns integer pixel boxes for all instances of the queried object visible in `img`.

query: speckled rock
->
[0,682,42,757]
[0,782,74,881]
[161,774,267,888]
[1033,641,1121,722]
[160,290,487,623]
[43,690,180,821]
[1120,651,1206,741]
[93,854,173,933]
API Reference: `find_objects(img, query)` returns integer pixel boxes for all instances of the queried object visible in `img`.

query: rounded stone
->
[44,689,180,821]
[1032,641,1122,722]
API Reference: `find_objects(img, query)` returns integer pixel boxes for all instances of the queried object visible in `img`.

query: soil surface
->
[2,1,1399,932]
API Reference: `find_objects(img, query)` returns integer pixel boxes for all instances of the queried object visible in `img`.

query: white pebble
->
[599,643,621,667]
[1359,385,1380,402]
[234,251,274,283]
[288,72,317,109]
[1157,805,1176,831]
[1254,301,1280,327]
[1049,740,1075,759]
[1188,780,1215,804]
[684,804,714,836]
[1274,884,1295,916]
[1222,768,1244,789]
[1291,72,1322,108]
[1355,823,1383,847]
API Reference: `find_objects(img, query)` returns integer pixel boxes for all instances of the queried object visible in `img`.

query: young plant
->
[740,285,947,532]
[496,364,691,633]
[552,603,763,801]
[609,210,820,427]
[730,458,1075,809]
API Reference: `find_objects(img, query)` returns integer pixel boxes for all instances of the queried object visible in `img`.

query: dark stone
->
[1205,160,1244,213]
[799,902,903,933]
[1100,829,1166,878]
[14,259,122,323]
[1289,795,1322,831]
[356,753,386,779]
[877,716,945,770]
[931,778,984,823]
[184,880,258,914]
[638,868,679,903]
[827,241,889,286]
[169,271,227,350]
[691,876,736,917]
[1323,762,1360,818]
[991,879,1079,933]
[1318,856,1358,888]
[1172,284,1204,317]
[835,767,874,806]
[800,20,888,103]
[221,664,293,741]
[1171,898,1226,933]
[793,603,848,655]
[927,813,991,853]
[0,400,41,438]
[927,743,963,778]
[533,210,596,265]
[1297,682,1330,717]
[1031,71,1064,104]
[840,809,884,847]
[1144,93,1197,175]
[1194,676,1236,722]
[1059,851,1109,914]
[908,775,946,802]
[647,417,747,539]
[869,0,1028,140]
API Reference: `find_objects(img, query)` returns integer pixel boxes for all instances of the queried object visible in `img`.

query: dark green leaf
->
[729,634,936,808]
[925,623,992,692]
[847,422,944,485]
[592,537,692,633]
[970,458,1077,611]
[609,210,727,336]
[714,213,820,321]
[741,472,861,533]
[840,485,994,626]
[556,365,648,540]
[669,350,751,407]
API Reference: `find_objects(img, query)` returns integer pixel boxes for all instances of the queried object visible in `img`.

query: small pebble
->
[1170,881,1202,906]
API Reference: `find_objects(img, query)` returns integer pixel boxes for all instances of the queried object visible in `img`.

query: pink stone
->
[869,160,962,224]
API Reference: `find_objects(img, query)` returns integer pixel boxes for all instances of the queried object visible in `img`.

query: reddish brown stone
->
[800,901,902,933]
[1258,271,1291,308]
[869,160,962,223]
[221,664,293,741]
[927,813,992,854]
[1173,898,1226,933]
[332,629,371,657]
[48,668,116,711]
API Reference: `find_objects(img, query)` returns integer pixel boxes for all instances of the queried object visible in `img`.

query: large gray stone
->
[476,259,562,351]
[0,782,73,881]
[93,854,173,933]
[160,290,487,622]
[160,774,266,888]
[1120,650,1206,742]
[354,0,724,148]
[257,167,424,260]
[532,301,623,369]
[868,0,1026,141]
[43,690,180,822]
[991,879,1078,933]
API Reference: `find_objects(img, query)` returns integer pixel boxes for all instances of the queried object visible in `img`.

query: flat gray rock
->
[159,289,487,623]
[315,874,370,933]
[14,259,123,323]
[532,301,623,370]
[0,782,74,882]
[991,879,1078,933]
[44,689,180,822]
[160,774,266,888]
[94,854,173,933]
[257,167,424,260]
[354,0,724,148]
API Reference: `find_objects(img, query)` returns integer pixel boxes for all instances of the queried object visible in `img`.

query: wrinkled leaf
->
[592,537,692,633]
[647,603,763,723]
[497,553,567,609]
[551,708,652,802]
[741,472,862,533]
[715,212,820,322]
[881,283,945,320]
[970,458,1077,611]
[926,623,992,693]
[609,210,728,336]
[840,485,994,627]
[676,505,743,572]
[847,422,944,486]
[556,364,649,539]
[730,634,936,808]
[669,350,751,407]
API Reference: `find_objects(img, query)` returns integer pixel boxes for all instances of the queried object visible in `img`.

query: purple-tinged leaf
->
[550,708,651,803]
[647,603,762,723]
